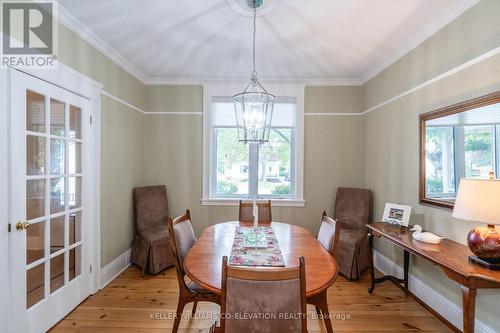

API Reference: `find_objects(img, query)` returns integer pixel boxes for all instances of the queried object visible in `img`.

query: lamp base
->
[467,225,500,259]
[468,256,500,270]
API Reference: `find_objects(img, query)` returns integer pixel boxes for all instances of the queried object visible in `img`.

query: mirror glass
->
[421,95,500,208]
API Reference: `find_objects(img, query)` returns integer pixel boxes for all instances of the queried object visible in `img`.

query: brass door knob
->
[16,221,31,230]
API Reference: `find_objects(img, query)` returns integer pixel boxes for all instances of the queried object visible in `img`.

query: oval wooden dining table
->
[184,221,339,333]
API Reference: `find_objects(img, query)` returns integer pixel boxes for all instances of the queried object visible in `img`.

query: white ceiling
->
[58,0,478,85]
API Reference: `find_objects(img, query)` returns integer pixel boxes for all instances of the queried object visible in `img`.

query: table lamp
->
[452,178,500,270]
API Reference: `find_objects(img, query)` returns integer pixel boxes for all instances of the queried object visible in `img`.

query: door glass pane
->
[50,178,65,214]
[27,91,45,133]
[68,177,81,209]
[50,139,65,175]
[26,221,45,265]
[69,105,81,139]
[27,263,45,309]
[258,129,293,197]
[464,125,495,179]
[27,179,45,220]
[50,99,65,136]
[69,246,81,281]
[215,128,249,196]
[50,253,65,293]
[69,212,81,245]
[68,141,81,174]
[27,135,45,175]
[50,216,65,254]
[425,127,456,198]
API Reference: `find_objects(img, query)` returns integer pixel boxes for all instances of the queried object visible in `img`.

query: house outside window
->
[425,121,500,200]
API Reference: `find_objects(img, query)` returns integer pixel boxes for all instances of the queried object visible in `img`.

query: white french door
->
[9,69,92,333]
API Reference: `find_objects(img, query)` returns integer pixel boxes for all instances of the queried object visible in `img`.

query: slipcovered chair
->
[307,210,341,332]
[131,185,174,274]
[333,187,372,280]
[211,256,307,333]
[168,210,220,333]
[317,210,341,256]
[238,200,272,223]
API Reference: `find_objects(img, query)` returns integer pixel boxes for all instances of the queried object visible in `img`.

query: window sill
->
[200,198,306,207]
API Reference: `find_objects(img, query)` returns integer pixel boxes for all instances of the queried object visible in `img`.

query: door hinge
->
[90,265,93,273]
[7,223,11,232]
[90,115,93,124]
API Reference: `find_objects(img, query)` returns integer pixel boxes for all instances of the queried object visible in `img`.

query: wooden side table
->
[367,222,500,333]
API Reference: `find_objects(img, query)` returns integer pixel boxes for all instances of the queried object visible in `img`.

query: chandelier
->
[233,0,275,144]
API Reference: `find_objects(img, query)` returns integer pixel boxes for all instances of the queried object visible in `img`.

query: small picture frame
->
[382,203,412,227]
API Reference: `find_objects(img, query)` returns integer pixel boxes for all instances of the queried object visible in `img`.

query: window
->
[203,84,304,205]
[425,123,500,200]
[425,126,455,198]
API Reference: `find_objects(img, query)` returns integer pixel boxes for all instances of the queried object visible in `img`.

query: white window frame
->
[201,83,305,207]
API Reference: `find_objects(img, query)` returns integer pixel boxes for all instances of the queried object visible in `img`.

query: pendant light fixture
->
[233,0,275,144]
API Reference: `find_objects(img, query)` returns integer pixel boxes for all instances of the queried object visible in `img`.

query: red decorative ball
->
[467,226,500,259]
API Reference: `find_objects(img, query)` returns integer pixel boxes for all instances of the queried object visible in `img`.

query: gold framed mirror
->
[420,91,500,209]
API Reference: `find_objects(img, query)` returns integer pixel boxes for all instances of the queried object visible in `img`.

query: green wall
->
[362,1,500,331]
[57,21,146,267]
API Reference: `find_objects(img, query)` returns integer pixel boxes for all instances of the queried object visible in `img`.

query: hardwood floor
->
[50,266,452,333]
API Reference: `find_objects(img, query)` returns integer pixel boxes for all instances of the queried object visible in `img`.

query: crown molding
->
[57,3,147,83]
[142,77,363,86]
[360,0,479,84]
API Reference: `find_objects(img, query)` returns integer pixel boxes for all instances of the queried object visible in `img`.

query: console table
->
[367,222,500,333]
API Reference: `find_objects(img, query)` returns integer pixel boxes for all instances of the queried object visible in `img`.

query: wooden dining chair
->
[238,200,272,223]
[167,210,220,333]
[307,211,340,332]
[317,210,341,256]
[210,256,307,333]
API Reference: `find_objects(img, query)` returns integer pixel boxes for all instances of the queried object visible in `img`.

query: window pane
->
[27,221,45,265]
[27,179,45,220]
[50,178,65,214]
[69,212,81,245]
[50,253,65,293]
[27,135,45,175]
[68,141,81,174]
[68,177,82,209]
[464,125,495,179]
[50,99,65,136]
[215,128,249,196]
[27,263,45,309]
[50,139,65,175]
[425,127,455,198]
[50,216,65,253]
[258,129,293,197]
[27,90,45,133]
[69,246,81,281]
[69,105,81,139]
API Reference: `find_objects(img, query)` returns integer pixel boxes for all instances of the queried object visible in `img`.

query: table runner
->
[228,226,285,267]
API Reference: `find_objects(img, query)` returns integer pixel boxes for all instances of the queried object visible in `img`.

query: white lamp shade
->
[452,179,500,225]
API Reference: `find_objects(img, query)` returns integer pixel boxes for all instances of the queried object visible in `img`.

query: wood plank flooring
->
[50,266,452,332]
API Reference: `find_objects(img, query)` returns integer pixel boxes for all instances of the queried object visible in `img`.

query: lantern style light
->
[233,0,275,144]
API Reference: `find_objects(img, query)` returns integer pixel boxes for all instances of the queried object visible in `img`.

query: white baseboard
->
[373,250,495,333]
[99,248,132,289]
